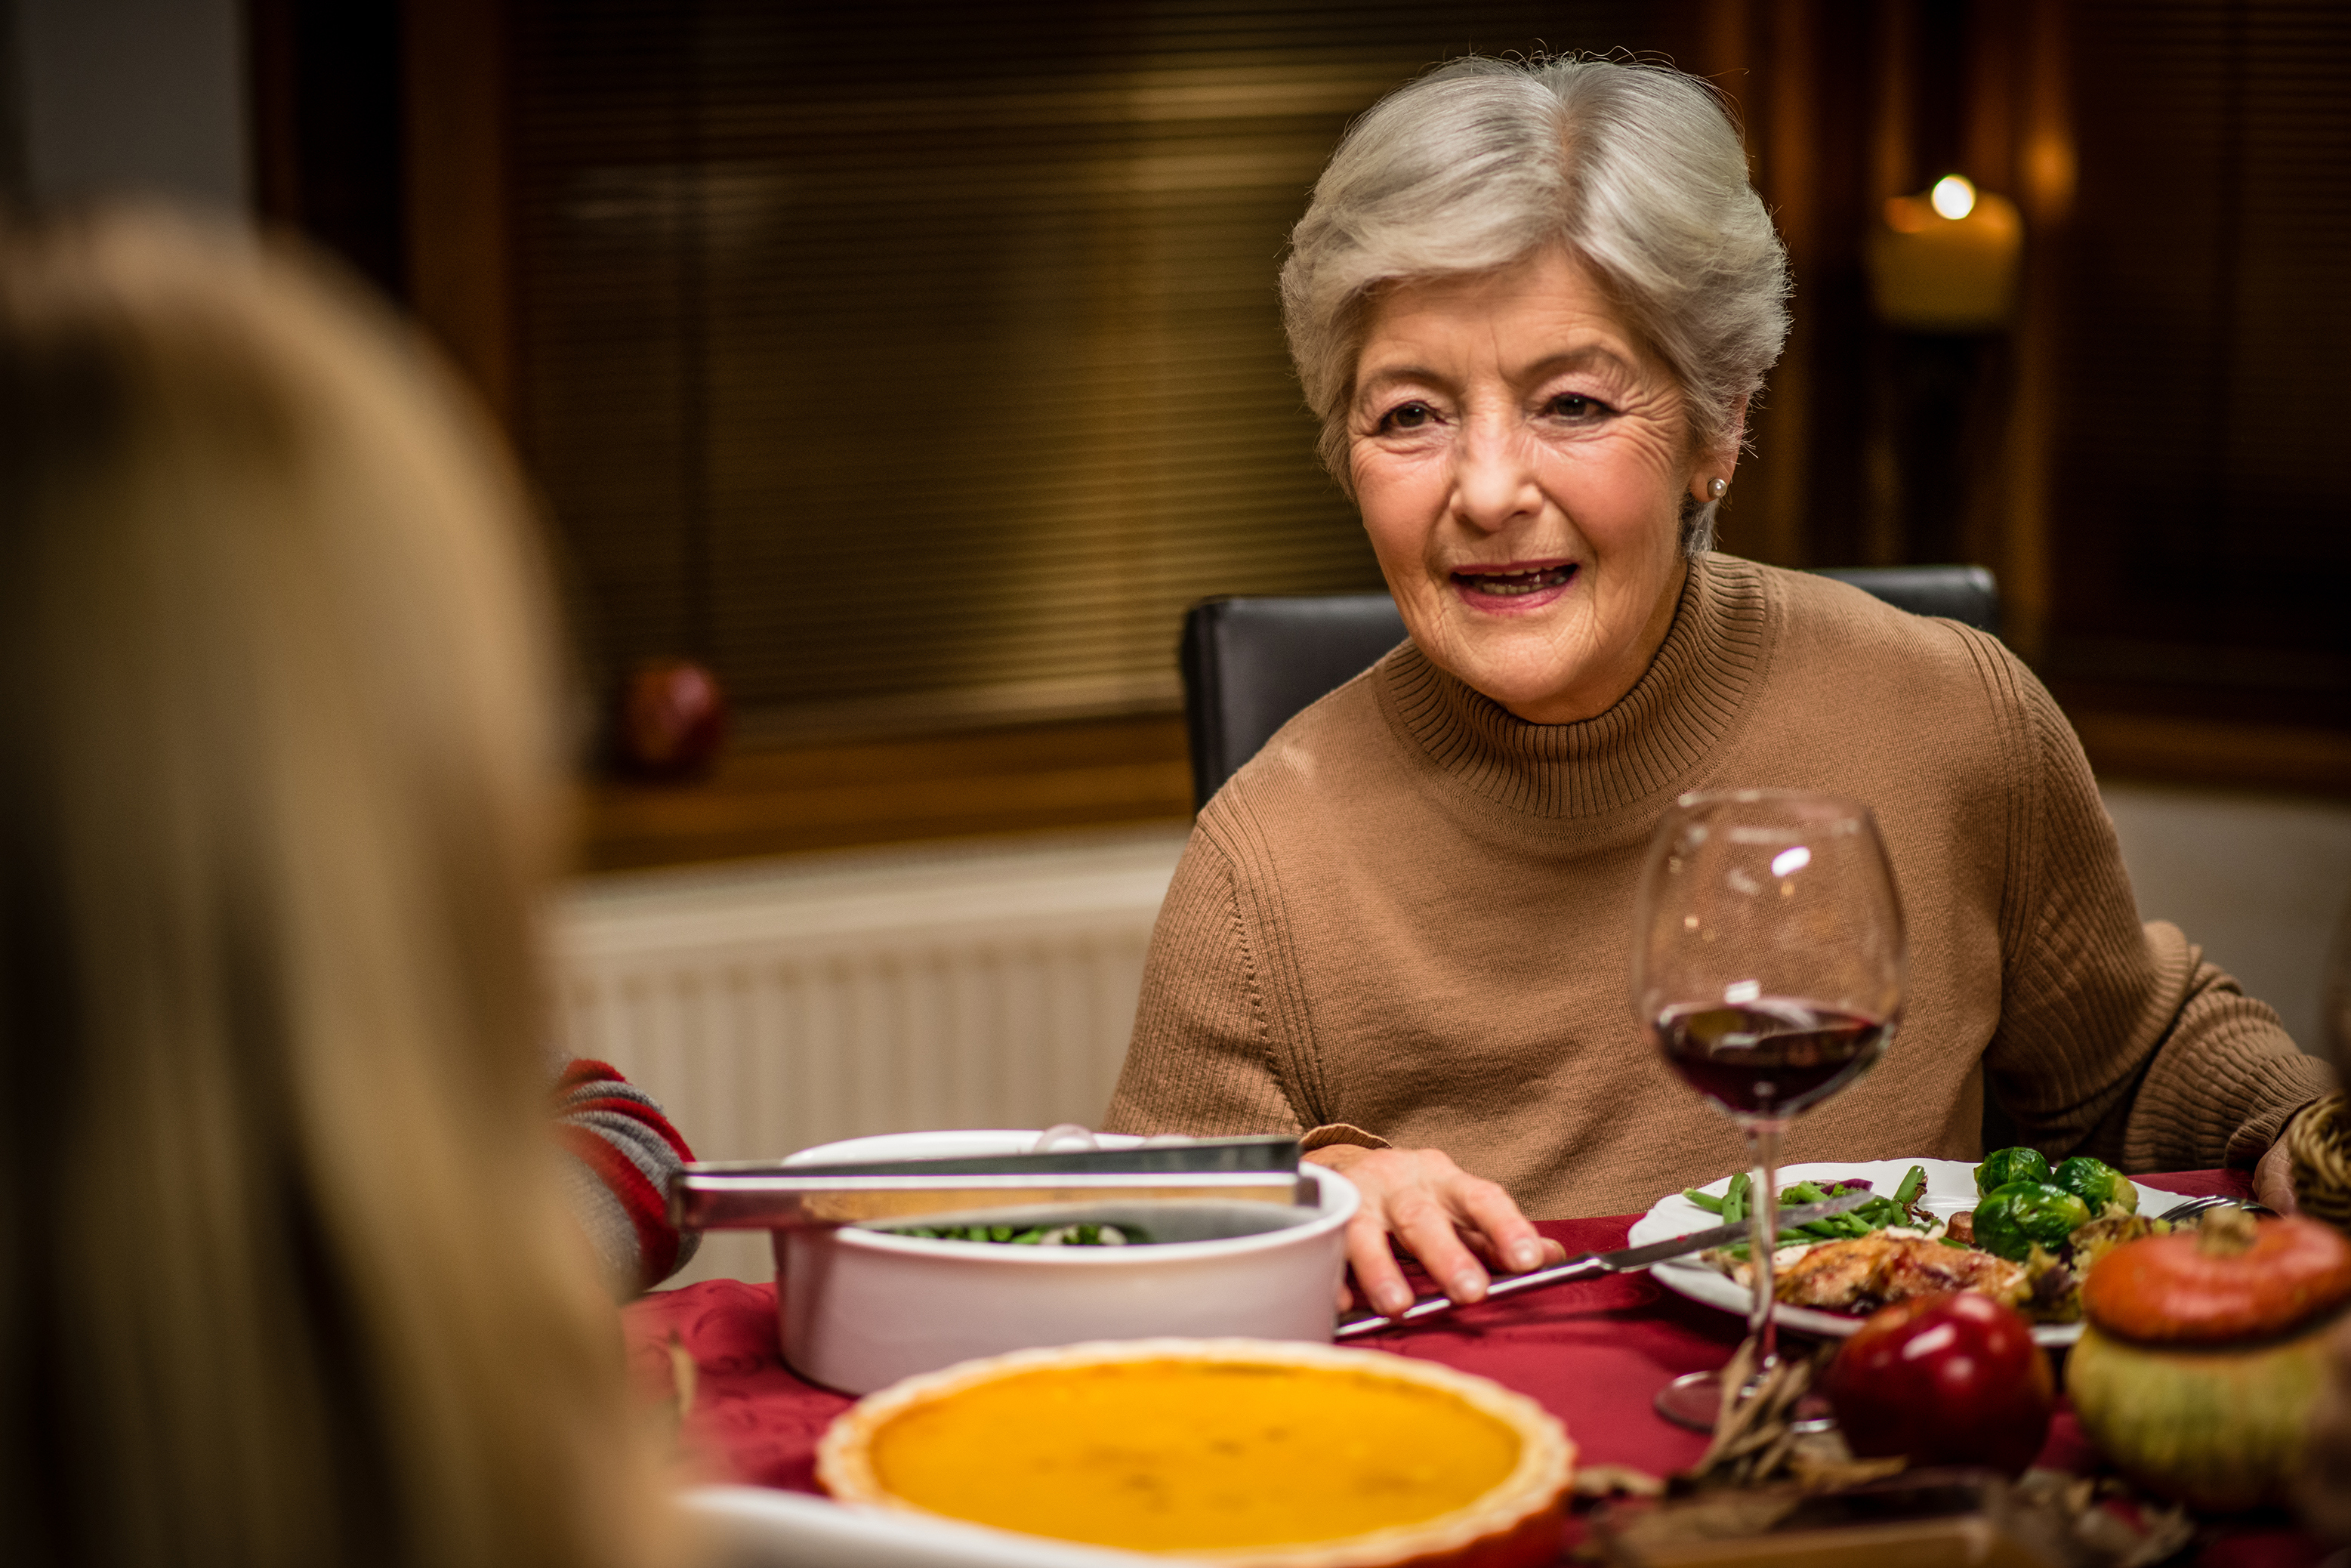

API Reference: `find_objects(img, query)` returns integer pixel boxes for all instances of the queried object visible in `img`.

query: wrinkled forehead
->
[1347,247,1683,404]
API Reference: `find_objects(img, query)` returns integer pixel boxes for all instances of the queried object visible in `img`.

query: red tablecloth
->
[628,1168,2325,1565]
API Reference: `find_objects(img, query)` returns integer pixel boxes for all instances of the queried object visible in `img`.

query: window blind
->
[2047,0,2351,725]
[508,0,1672,740]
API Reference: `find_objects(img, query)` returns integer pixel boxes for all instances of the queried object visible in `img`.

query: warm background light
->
[1866,180,2022,332]
[1930,174,1977,220]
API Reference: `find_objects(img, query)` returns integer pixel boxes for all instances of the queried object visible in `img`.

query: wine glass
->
[1631,789,1907,1430]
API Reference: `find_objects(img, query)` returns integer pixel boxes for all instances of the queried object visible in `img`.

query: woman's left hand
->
[2253,1110,2306,1215]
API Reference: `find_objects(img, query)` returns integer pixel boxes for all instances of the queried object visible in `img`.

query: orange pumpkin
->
[2082,1210,2351,1342]
[2071,1210,2351,1511]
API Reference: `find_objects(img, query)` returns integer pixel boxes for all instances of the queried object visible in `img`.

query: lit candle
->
[1865,175,2024,332]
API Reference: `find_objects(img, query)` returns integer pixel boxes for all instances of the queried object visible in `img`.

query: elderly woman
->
[1103,56,2332,1319]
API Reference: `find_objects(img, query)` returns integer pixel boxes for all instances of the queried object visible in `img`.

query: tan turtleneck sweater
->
[1104,554,2330,1218]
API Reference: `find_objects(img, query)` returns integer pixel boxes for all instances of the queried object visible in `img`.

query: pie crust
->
[816,1336,1575,1566]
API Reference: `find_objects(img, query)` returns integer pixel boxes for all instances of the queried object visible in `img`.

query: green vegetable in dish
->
[2051,1155,2137,1217]
[1975,1147,2053,1197]
[1973,1181,2093,1262]
[890,1221,1141,1246]
[1705,1165,1933,1260]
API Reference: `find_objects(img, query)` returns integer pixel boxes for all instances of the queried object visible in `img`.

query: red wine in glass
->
[1655,999,1892,1119]
[1631,789,1906,1432]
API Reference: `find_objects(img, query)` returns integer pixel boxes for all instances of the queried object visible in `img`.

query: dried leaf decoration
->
[667,1331,697,1435]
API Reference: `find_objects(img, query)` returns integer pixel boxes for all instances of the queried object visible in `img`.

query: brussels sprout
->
[1975,1146,2053,1197]
[1973,1181,2093,1262]
[2051,1155,2138,1217]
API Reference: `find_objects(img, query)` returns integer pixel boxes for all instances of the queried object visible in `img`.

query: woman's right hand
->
[1304,1144,1566,1317]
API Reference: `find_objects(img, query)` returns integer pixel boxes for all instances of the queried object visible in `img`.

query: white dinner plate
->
[1627,1157,2192,1348]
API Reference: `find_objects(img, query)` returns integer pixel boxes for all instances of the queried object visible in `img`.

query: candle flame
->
[1930,174,1977,221]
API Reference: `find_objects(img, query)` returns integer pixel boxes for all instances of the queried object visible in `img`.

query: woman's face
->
[1347,246,1731,725]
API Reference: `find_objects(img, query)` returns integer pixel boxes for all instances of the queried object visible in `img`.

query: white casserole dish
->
[773,1130,1357,1395]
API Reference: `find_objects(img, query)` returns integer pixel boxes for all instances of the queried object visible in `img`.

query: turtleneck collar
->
[1375,552,1771,821]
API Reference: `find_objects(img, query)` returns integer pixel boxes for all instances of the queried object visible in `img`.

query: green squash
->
[2069,1210,2351,1512]
[2068,1317,2338,1512]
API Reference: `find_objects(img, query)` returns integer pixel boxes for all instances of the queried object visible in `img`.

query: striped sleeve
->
[551,1059,700,1298]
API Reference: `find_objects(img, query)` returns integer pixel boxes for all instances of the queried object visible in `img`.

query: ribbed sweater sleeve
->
[1103,834,1311,1137]
[2121,930,2333,1169]
[1979,645,2330,1169]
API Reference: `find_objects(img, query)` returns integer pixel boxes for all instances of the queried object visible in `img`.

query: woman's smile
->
[1451,559,1578,608]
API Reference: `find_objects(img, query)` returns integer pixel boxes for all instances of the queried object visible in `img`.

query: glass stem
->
[1746,1117,1784,1369]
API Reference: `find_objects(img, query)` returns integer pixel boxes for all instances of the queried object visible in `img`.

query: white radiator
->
[551,825,1189,1286]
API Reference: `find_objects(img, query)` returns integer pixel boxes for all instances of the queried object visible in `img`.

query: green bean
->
[1702,1162,1946,1270]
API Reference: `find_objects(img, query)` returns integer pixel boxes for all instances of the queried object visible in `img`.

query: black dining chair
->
[1179,564,2001,812]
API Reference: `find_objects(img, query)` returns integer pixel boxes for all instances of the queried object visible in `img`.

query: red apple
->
[615,658,729,780]
[1821,1291,2053,1476]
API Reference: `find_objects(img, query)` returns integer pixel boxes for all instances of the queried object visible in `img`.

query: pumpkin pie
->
[816,1337,1575,1566]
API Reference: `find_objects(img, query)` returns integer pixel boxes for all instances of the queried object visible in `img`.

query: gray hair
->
[1282,55,1791,553]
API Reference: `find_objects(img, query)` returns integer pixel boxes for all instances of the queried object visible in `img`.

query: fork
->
[2155,1193,2275,1223]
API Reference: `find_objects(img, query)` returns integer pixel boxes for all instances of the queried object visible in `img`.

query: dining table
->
[625,1166,2334,1566]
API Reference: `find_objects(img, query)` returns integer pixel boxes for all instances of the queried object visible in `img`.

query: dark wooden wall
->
[1688,0,2348,792]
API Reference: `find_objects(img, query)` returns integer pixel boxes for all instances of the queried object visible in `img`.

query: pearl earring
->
[1708,477,1728,502]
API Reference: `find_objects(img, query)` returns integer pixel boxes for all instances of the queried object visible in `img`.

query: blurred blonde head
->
[0,209,677,1568]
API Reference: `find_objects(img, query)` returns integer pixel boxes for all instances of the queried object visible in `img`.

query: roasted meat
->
[1766,1233,2029,1314]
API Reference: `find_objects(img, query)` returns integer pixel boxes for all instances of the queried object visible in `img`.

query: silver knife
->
[1333,1186,1877,1338]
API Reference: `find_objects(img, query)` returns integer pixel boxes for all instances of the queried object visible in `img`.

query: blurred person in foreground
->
[1104,55,2332,1318]
[0,209,686,1567]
